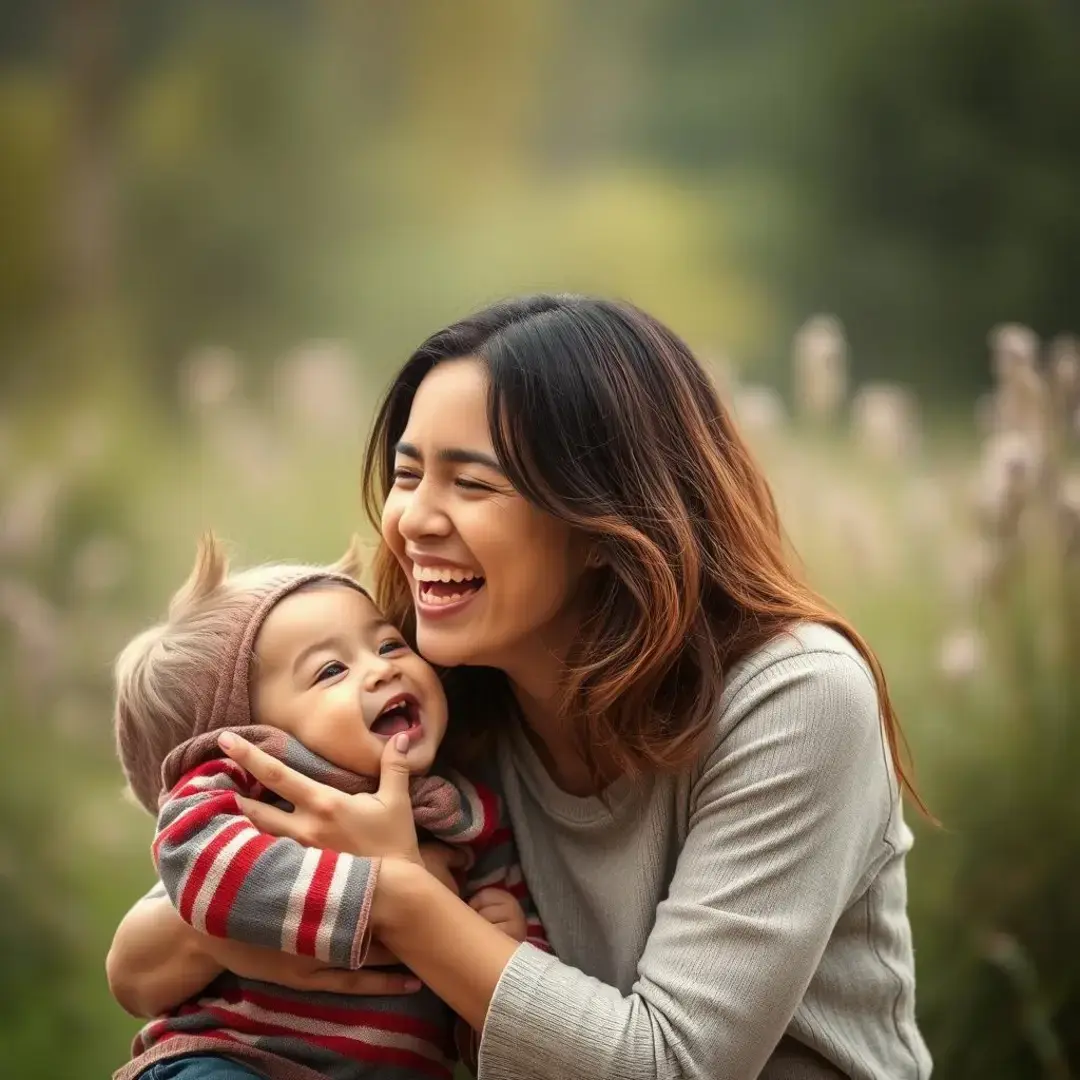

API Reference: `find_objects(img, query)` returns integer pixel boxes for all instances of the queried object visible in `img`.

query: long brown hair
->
[363,295,925,810]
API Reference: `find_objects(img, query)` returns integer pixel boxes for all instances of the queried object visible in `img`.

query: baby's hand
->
[468,887,528,943]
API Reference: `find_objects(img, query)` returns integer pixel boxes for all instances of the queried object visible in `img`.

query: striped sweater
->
[116,726,546,1080]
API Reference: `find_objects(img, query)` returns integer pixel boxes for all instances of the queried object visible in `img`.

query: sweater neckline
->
[503,719,643,825]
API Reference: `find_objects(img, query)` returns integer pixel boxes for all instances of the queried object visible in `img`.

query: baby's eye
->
[378,639,408,656]
[315,661,347,683]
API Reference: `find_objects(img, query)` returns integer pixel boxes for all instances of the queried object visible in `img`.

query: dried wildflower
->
[975,430,1043,536]
[0,467,64,560]
[0,577,61,692]
[732,384,787,438]
[71,534,130,597]
[272,341,362,437]
[938,627,985,680]
[851,383,920,462]
[204,405,283,492]
[942,536,1004,605]
[793,315,848,424]
[62,410,109,472]
[1048,335,1080,421]
[180,346,240,413]
[1059,472,1080,554]
[989,323,1039,383]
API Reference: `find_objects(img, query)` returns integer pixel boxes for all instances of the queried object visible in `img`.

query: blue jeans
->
[137,1054,266,1079]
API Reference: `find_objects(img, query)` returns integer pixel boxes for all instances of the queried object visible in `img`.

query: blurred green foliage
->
[2,0,1078,401]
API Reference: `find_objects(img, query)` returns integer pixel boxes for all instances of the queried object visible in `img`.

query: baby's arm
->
[462,820,549,953]
[154,758,377,969]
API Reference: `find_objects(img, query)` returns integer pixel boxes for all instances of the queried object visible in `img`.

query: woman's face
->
[381,358,589,677]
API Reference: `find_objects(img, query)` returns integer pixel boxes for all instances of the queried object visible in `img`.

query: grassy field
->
[1,323,1077,1078]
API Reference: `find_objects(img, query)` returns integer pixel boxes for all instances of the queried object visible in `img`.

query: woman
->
[108,295,932,1078]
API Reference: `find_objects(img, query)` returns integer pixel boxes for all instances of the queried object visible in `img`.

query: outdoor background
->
[2,3,1079,1078]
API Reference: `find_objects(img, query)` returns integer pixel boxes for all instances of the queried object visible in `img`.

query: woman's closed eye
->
[455,476,495,493]
[314,660,347,684]
[392,466,421,486]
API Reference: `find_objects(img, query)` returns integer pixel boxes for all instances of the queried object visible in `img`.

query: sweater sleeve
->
[478,647,897,1080]
[153,758,378,969]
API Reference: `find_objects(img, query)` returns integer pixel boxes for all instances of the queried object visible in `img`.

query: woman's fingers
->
[300,968,422,996]
[218,733,327,808]
[235,796,304,841]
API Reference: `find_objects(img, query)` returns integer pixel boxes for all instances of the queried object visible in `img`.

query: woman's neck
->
[511,682,599,797]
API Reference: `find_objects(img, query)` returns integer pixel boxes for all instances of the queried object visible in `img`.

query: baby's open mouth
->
[370,693,423,739]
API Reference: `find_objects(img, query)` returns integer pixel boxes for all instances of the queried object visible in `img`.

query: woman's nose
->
[396,485,452,541]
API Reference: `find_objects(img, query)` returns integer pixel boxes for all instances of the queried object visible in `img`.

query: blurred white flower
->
[732,384,787,438]
[793,314,847,423]
[71,534,130,597]
[943,537,1001,603]
[273,341,363,438]
[1059,472,1080,553]
[975,430,1043,533]
[851,383,920,462]
[823,487,896,579]
[180,346,240,413]
[62,409,110,472]
[0,467,64,560]
[205,405,283,492]
[902,476,952,539]
[1048,335,1080,427]
[0,577,61,691]
[938,627,985,680]
[989,323,1039,383]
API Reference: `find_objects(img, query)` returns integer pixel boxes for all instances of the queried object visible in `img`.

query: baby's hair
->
[114,533,367,813]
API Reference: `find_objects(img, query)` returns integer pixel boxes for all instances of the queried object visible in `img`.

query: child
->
[112,536,546,1080]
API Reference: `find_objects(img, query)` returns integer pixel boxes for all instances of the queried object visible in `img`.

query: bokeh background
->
[2,2,1079,1077]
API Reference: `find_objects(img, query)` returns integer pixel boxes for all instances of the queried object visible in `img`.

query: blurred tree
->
[636,0,1080,395]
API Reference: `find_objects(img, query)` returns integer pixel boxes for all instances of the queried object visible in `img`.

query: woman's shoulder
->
[711,622,882,754]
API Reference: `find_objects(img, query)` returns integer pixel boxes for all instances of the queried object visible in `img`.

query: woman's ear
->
[585,542,606,570]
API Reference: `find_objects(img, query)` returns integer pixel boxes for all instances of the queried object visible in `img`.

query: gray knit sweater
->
[479,624,932,1079]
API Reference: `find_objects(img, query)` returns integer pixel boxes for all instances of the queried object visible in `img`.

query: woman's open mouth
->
[369,693,424,742]
[413,565,485,617]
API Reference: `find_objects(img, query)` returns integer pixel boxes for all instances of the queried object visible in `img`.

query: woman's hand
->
[217,730,422,862]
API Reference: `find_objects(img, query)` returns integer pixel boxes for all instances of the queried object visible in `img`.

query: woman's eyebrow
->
[394,441,505,474]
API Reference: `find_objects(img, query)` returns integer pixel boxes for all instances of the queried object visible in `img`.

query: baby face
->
[251,583,447,776]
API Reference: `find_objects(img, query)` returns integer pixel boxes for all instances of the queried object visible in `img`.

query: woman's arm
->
[106,835,463,1018]
[106,891,223,1017]
[370,649,896,1080]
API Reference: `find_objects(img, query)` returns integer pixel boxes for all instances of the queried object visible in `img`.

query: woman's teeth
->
[420,586,473,605]
[412,565,480,583]
[413,564,485,605]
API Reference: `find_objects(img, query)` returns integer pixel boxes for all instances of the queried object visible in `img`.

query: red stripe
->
[204,832,276,937]
[193,1003,453,1079]
[241,986,447,1042]
[177,818,250,922]
[172,760,248,800]
[157,788,241,854]
[471,784,501,844]
[295,849,336,957]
